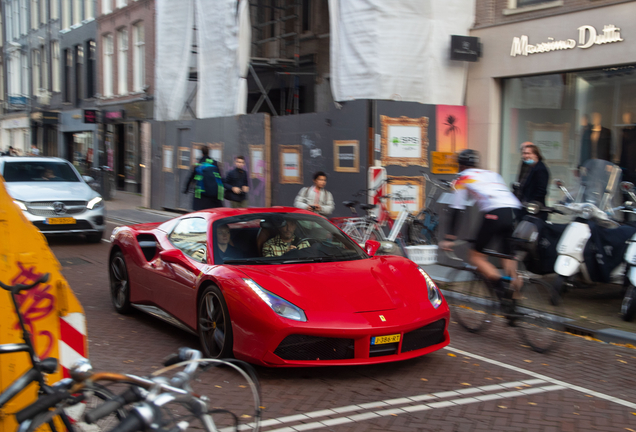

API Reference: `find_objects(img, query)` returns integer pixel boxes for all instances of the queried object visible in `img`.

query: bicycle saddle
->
[360,204,376,211]
[342,201,358,208]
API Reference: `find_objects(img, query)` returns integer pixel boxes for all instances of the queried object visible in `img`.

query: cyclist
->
[439,149,522,300]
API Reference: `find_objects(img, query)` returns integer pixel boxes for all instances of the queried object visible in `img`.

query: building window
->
[302,0,310,33]
[73,0,81,25]
[64,48,72,102]
[117,28,128,95]
[132,22,144,92]
[87,40,96,97]
[40,0,46,23]
[103,33,114,96]
[21,52,28,94]
[62,0,70,29]
[7,1,13,40]
[20,0,27,35]
[52,40,61,92]
[31,0,38,29]
[116,0,127,8]
[84,0,94,19]
[32,49,41,94]
[102,0,112,15]
[42,46,49,90]
[517,0,554,6]
[75,45,84,101]
[51,0,59,19]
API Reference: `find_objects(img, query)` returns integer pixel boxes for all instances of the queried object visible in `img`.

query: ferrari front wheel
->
[109,251,132,314]
[198,286,234,359]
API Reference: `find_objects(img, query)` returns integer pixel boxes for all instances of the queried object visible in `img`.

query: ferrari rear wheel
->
[198,286,234,359]
[109,251,132,314]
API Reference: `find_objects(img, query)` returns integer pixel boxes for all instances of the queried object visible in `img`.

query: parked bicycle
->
[441,239,565,353]
[408,172,453,245]
[16,347,262,432]
[0,274,122,432]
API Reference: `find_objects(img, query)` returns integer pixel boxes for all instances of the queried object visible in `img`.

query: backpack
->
[195,159,224,200]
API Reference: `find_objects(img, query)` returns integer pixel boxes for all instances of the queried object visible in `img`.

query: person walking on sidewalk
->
[224,156,249,208]
[183,146,224,210]
[294,171,334,216]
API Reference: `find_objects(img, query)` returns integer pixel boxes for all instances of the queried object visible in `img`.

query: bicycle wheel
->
[445,269,497,333]
[347,221,381,245]
[515,278,564,353]
[64,385,128,432]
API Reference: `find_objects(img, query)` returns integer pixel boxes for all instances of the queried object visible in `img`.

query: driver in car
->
[262,219,310,257]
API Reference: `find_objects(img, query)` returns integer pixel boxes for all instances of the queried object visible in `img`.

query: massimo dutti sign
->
[510,24,624,57]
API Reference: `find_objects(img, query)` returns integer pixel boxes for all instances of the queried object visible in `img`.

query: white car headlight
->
[13,200,27,211]
[244,278,307,322]
[419,268,443,309]
[87,197,103,210]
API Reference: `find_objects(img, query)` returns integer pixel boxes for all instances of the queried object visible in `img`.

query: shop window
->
[500,66,636,206]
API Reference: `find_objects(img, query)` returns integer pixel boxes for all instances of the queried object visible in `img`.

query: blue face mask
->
[523,159,535,165]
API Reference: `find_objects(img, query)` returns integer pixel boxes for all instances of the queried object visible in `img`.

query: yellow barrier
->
[0,174,87,432]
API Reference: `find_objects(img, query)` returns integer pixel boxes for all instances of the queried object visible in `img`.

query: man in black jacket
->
[224,156,249,208]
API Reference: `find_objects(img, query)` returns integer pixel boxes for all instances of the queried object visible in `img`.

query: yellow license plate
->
[372,334,401,345]
[46,217,76,225]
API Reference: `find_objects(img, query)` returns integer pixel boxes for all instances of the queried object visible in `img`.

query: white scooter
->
[620,183,636,321]
[552,160,636,320]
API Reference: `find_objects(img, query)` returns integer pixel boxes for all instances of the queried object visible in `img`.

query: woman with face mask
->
[519,144,550,220]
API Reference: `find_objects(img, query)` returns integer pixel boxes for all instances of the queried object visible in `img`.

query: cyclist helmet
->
[457,149,479,168]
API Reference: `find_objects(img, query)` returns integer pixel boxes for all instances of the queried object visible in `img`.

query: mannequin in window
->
[619,112,636,183]
[580,112,612,164]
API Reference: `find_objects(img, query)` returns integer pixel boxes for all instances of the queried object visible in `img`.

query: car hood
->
[237,257,425,313]
[5,182,97,202]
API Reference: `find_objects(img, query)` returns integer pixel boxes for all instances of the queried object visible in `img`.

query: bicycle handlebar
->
[15,389,71,424]
[84,386,144,424]
[0,273,50,295]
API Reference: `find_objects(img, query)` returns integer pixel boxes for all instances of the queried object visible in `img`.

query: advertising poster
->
[380,116,429,167]
[279,145,302,184]
[386,176,425,219]
[436,105,467,153]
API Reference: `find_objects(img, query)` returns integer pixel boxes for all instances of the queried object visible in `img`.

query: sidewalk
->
[104,193,636,348]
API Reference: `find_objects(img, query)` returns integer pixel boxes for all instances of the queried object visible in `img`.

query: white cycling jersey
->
[450,168,521,213]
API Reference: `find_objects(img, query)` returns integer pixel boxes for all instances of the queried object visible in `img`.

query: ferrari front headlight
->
[244,279,307,322]
[419,268,443,309]
[13,200,27,211]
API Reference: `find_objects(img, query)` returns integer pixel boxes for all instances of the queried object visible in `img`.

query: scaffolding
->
[249,0,304,115]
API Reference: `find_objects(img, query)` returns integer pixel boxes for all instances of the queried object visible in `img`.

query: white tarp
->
[195,0,242,119]
[155,0,194,121]
[328,0,476,106]
[155,0,249,120]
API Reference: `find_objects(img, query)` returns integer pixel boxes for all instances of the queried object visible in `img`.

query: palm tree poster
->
[436,105,467,153]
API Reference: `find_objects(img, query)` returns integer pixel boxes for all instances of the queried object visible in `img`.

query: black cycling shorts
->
[474,207,516,255]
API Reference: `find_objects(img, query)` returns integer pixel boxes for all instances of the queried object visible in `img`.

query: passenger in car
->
[215,224,242,263]
[262,219,310,257]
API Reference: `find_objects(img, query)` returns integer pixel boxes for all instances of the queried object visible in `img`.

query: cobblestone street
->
[47,227,636,431]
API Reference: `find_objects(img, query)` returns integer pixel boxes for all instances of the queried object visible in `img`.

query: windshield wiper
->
[223,259,271,265]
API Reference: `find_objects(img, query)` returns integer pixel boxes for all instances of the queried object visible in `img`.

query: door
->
[148,217,209,329]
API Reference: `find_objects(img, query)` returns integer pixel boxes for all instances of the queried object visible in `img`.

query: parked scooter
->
[619,183,636,321]
[552,159,636,319]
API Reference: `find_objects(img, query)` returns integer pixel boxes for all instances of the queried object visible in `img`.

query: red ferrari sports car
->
[108,207,450,366]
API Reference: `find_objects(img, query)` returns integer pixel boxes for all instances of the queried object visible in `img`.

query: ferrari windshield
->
[212,213,367,265]
[2,161,81,182]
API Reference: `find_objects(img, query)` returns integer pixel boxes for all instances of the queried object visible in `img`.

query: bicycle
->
[0,274,123,432]
[441,241,565,353]
[17,347,262,432]
[407,172,453,246]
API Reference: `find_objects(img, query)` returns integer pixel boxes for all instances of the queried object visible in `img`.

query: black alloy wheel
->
[198,286,234,359]
[109,251,132,314]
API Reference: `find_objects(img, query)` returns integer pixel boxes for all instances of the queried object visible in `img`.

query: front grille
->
[27,201,87,217]
[401,319,446,353]
[369,342,399,357]
[274,335,355,361]
[32,220,94,232]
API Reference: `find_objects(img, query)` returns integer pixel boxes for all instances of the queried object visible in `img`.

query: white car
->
[0,156,105,242]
